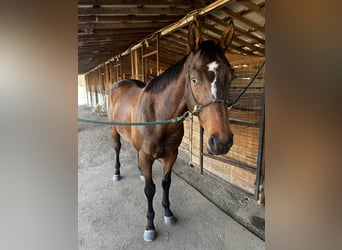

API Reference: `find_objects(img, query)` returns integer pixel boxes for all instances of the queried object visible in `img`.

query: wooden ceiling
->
[78,0,265,74]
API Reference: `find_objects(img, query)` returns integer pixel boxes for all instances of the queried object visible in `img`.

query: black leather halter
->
[187,62,231,115]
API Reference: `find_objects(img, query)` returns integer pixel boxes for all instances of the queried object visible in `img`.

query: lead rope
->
[78,111,190,126]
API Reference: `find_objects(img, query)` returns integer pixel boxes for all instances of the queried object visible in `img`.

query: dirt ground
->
[78,105,265,249]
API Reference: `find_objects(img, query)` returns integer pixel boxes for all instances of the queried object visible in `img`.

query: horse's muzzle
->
[207,133,233,155]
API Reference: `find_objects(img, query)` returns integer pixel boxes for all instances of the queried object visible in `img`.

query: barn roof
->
[78,0,265,74]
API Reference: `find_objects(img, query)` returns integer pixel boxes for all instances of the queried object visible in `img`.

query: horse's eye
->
[191,78,198,84]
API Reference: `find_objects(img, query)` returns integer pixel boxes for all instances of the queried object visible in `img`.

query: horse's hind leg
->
[162,152,178,225]
[111,127,121,181]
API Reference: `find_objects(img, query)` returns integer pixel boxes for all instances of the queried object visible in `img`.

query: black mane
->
[130,79,146,88]
[144,55,188,93]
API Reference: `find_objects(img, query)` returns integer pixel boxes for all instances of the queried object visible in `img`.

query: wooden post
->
[141,45,144,82]
[156,33,159,75]
[101,66,105,93]
[113,61,116,82]
[119,56,122,80]
[189,116,193,166]
[254,91,265,200]
[94,69,98,104]
[200,126,204,174]
[109,62,113,84]
[130,51,134,79]
[105,63,109,88]
[85,74,90,105]
[135,49,139,80]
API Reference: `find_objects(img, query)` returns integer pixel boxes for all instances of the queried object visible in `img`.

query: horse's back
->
[109,79,144,116]
[110,79,145,95]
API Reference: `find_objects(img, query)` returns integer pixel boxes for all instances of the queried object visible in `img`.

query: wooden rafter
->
[78,0,207,6]
[202,22,264,54]
[221,7,265,32]
[78,15,185,23]
[79,22,171,31]
[78,6,191,16]
[236,0,265,17]
[207,14,265,45]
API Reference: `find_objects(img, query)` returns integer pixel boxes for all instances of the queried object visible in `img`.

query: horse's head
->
[186,20,235,155]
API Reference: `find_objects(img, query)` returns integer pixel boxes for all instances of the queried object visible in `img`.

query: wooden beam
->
[142,50,157,58]
[160,39,187,54]
[239,2,265,16]
[141,46,144,82]
[221,7,265,32]
[156,34,159,76]
[160,0,234,36]
[78,0,207,6]
[79,22,171,30]
[207,14,265,44]
[236,0,265,16]
[159,48,187,61]
[78,6,190,16]
[163,33,188,48]
[78,15,184,23]
[78,29,158,36]
[106,62,110,84]
[202,22,264,54]
[201,32,259,56]
[79,38,139,44]
[79,51,113,56]
[79,58,113,66]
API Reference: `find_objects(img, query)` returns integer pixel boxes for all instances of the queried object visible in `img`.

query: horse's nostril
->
[208,133,233,155]
[208,135,217,150]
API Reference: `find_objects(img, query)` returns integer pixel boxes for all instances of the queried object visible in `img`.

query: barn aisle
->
[78,105,264,249]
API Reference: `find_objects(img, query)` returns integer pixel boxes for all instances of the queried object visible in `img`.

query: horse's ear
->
[218,20,234,51]
[188,21,202,52]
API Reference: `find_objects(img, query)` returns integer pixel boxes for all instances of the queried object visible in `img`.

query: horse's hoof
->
[164,216,177,225]
[112,174,121,181]
[143,229,157,242]
[140,175,145,182]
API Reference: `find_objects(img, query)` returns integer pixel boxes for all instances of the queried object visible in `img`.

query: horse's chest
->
[137,124,184,158]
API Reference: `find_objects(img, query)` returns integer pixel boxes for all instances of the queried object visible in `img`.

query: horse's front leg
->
[136,152,145,181]
[162,152,178,225]
[139,152,156,241]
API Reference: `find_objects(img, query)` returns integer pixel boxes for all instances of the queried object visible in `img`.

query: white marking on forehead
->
[207,61,219,99]
[207,61,219,72]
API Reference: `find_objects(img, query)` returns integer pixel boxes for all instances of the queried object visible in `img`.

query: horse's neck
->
[166,76,188,117]
[144,68,188,120]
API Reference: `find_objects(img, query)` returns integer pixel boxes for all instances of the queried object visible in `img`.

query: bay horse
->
[108,20,235,241]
